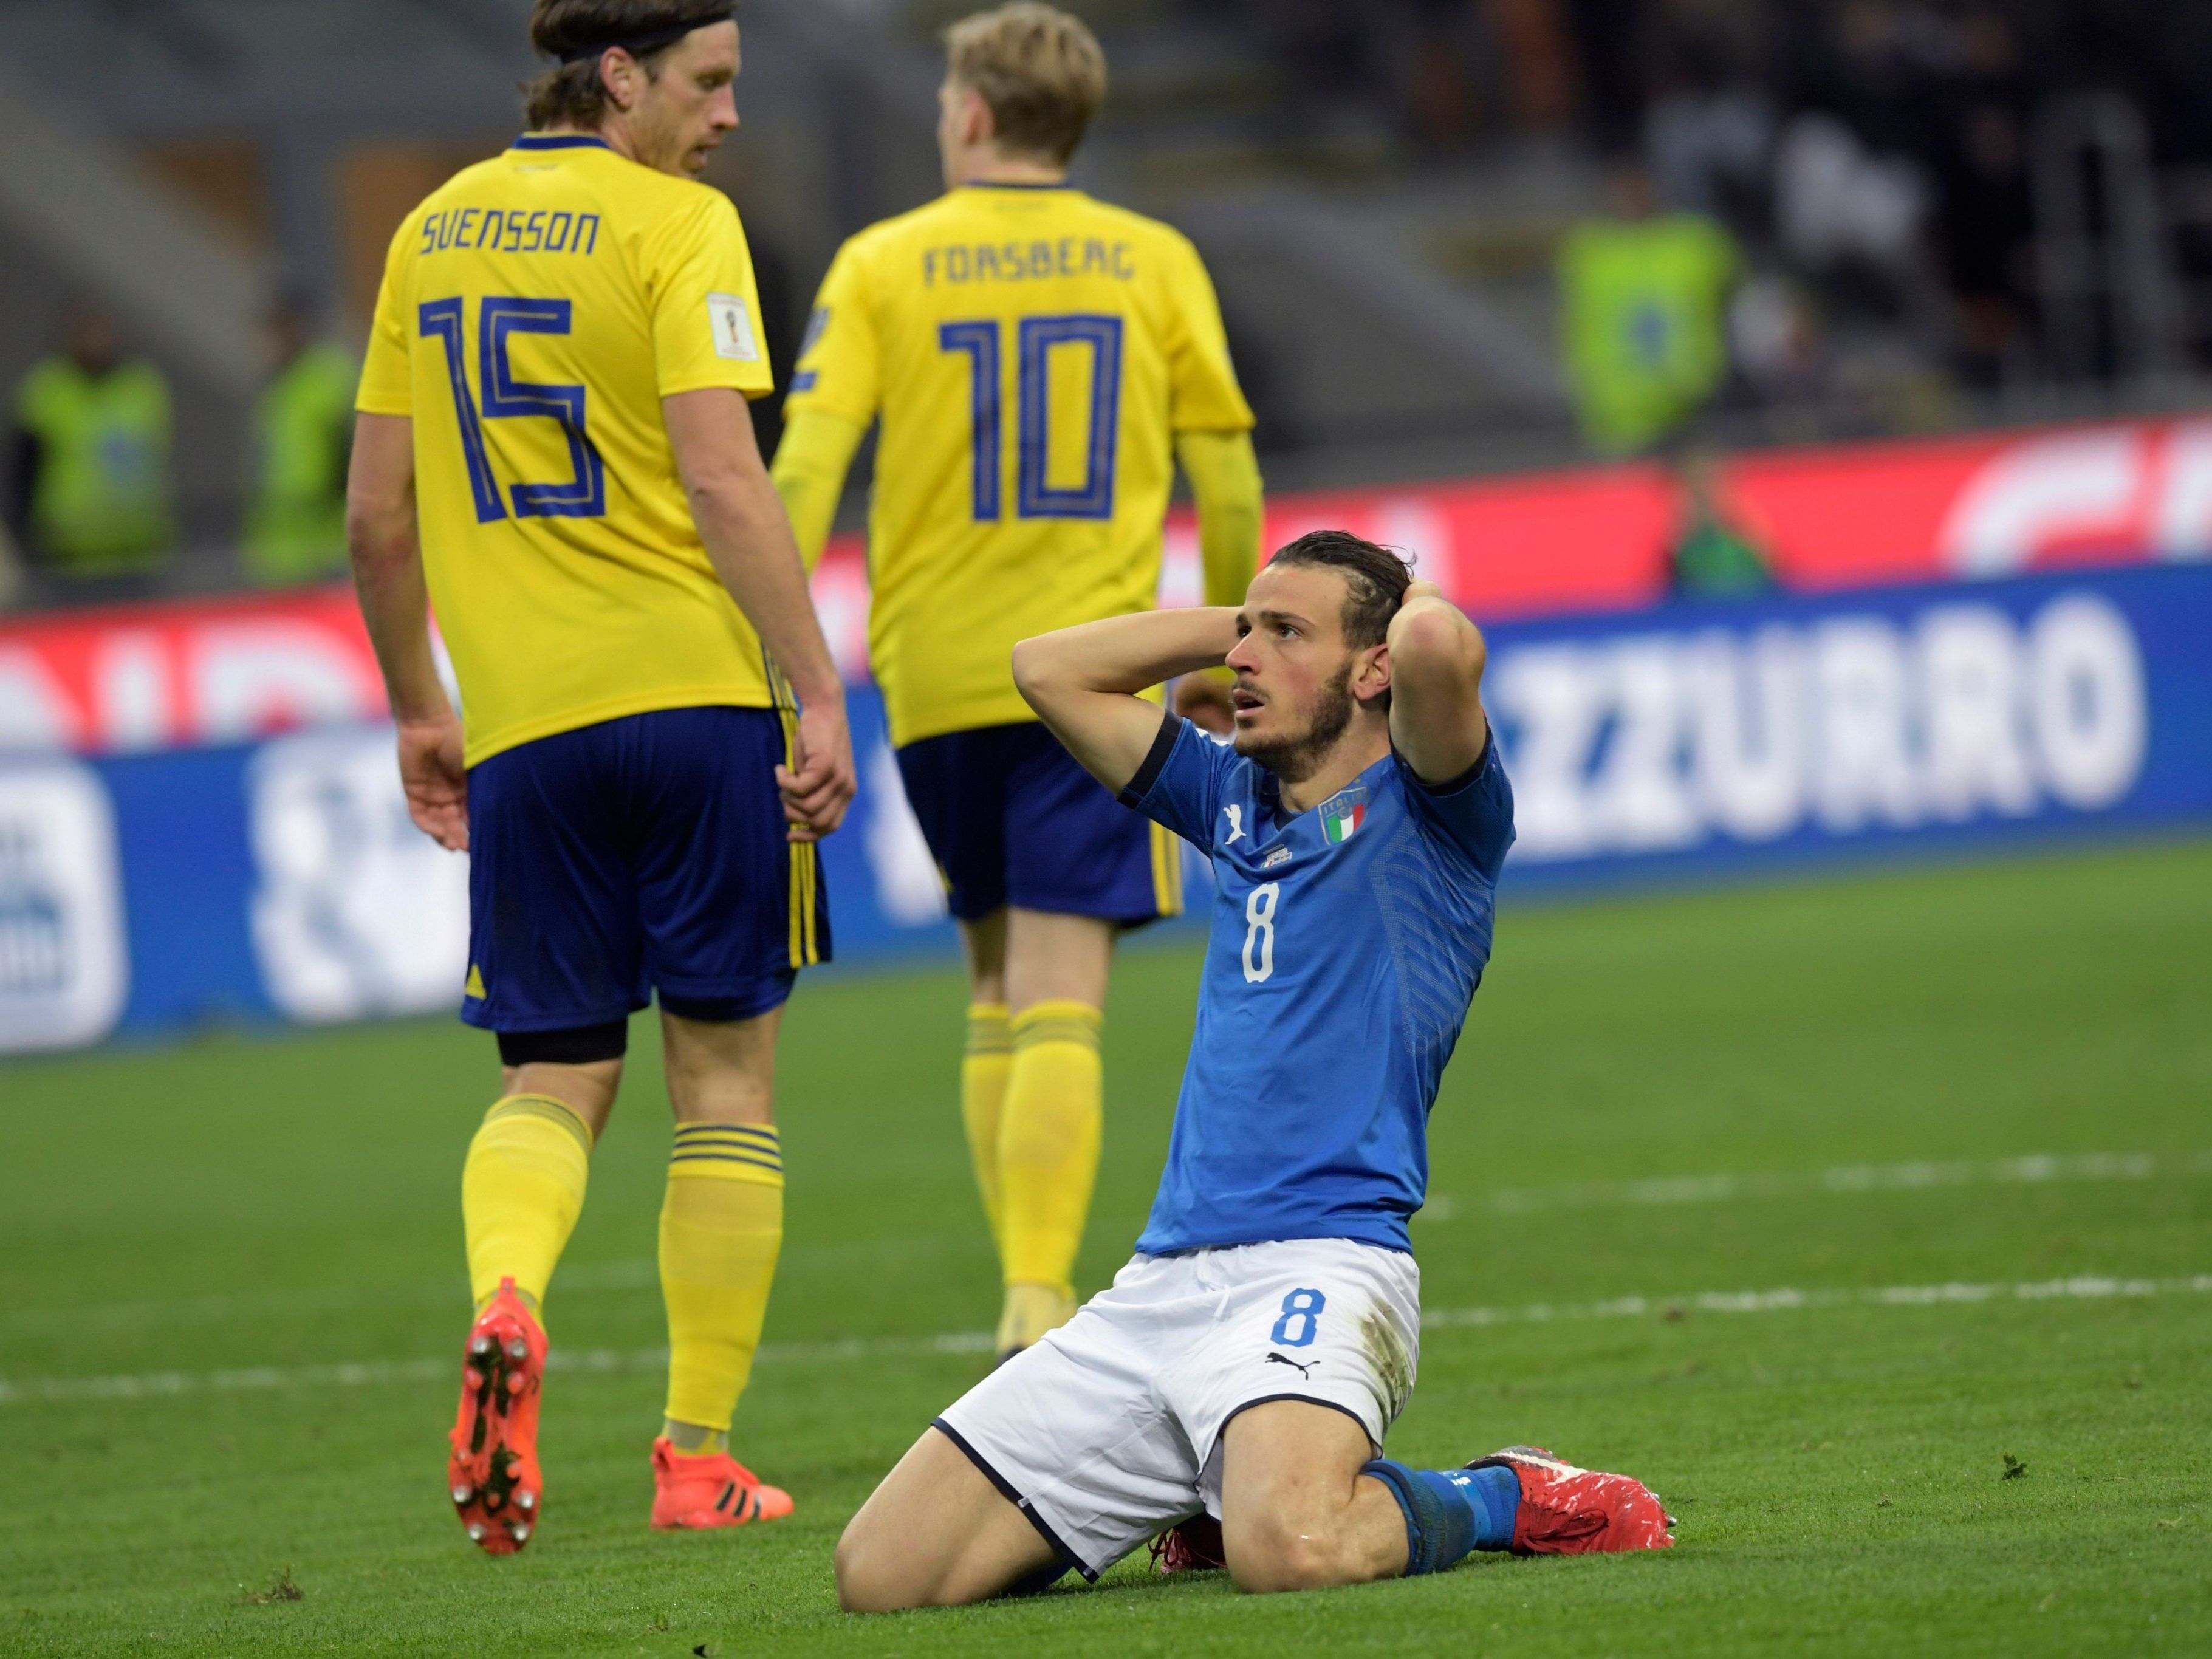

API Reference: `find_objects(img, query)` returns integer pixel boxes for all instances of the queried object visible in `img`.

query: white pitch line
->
[1423,1272,2212,1327]
[0,1328,999,1408]
[8,1151,2201,1336]
[0,1257,702,1338]
[4,1273,2206,1410]
[1423,1149,2212,1223]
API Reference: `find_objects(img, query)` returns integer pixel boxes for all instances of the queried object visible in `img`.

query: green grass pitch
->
[3,840,2209,1657]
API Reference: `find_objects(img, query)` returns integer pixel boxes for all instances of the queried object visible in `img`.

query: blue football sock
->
[1363,1458,1520,1575]
[1432,1463,1520,1553]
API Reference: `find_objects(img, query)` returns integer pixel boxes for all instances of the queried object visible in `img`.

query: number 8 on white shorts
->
[1269,1287,1326,1348]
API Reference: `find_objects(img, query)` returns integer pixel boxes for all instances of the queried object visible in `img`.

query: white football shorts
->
[934,1237,1421,1579]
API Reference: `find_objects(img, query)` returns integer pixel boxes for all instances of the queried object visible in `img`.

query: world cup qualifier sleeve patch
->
[708,293,761,363]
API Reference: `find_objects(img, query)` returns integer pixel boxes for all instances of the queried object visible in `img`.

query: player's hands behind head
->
[778,696,858,842]
[397,716,470,852]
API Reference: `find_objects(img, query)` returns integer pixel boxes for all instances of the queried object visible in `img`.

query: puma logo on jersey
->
[1264,1352,1317,1378]
[1222,805,1246,846]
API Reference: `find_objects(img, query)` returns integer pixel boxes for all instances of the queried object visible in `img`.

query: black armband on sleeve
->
[1116,708,1182,807]
[1405,727,1492,796]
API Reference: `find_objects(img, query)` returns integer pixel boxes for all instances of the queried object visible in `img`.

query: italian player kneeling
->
[835,530,1673,1607]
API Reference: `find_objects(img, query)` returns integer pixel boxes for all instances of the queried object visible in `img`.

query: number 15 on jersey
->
[420,295,606,524]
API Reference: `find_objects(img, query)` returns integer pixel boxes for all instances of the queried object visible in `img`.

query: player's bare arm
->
[1012,605,1240,791]
[1384,578,1490,784]
[663,387,856,840]
[346,411,468,852]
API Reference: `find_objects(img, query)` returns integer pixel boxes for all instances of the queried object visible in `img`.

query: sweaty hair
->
[524,0,733,131]
[943,4,1108,166]
[1267,530,1414,650]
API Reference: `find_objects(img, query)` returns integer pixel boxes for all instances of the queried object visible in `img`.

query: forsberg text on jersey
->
[922,237,1135,286]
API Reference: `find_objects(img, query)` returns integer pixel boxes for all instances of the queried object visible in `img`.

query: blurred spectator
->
[1817,0,1937,158]
[1245,0,1399,131]
[1559,162,1740,453]
[244,290,358,586]
[1772,113,1926,304]
[1666,445,1773,597]
[1728,270,1823,403]
[1644,19,1775,234]
[7,302,175,586]
[1926,9,2034,388]
[0,521,21,614]
[1485,0,1580,136]
[1563,0,1649,156]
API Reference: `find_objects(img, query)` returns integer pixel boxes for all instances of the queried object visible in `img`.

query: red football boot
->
[447,1278,546,1556]
[649,1437,796,1529]
[1465,1446,1675,1554]
[1149,1514,1227,1575]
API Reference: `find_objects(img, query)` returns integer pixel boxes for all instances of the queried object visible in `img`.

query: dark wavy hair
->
[1267,529,1414,649]
[523,0,734,130]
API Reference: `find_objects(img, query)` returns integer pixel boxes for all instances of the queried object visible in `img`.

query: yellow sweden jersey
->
[785,184,1253,747]
[357,134,777,766]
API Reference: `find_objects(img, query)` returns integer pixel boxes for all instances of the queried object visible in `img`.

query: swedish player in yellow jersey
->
[346,0,855,1553]
[772,4,1265,1358]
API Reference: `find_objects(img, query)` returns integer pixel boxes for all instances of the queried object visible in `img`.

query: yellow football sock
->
[462,1094,593,1316]
[962,1002,1013,1258]
[660,1122,784,1442]
[998,999,1103,1302]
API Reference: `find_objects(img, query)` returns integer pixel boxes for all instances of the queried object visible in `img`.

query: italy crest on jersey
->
[1320,785,1368,843]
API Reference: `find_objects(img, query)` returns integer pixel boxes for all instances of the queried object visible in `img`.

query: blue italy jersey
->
[1120,714,1515,1256]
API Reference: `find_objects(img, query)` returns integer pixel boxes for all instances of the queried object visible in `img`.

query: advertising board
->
[2,566,2203,1053]
[1483,569,2200,888]
[4,417,2209,760]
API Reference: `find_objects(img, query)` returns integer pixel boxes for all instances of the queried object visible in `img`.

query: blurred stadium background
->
[9,1,2212,552]
[2,0,2209,1039]
[3,5,2210,1653]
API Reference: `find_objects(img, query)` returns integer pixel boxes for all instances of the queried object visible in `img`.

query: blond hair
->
[944,4,1108,166]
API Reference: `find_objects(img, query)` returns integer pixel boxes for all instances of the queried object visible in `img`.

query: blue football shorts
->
[895,720,1182,926]
[461,705,828,1034]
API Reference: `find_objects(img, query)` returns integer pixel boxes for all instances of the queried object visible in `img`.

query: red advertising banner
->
[3,418,2206,755]
[0,586,386,754]
[1208,416,2212,618]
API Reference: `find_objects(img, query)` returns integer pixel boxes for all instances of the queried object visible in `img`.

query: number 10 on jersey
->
[939,314,1124,523]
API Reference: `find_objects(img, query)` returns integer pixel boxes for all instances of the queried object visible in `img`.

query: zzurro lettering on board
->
[1486,592,2149,861]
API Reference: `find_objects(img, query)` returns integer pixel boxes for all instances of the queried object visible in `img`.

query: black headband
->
[556,9,733,64]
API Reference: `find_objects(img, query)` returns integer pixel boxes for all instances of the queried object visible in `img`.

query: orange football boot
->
[447,1277,546,1555]
[649,1437,795,1529]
